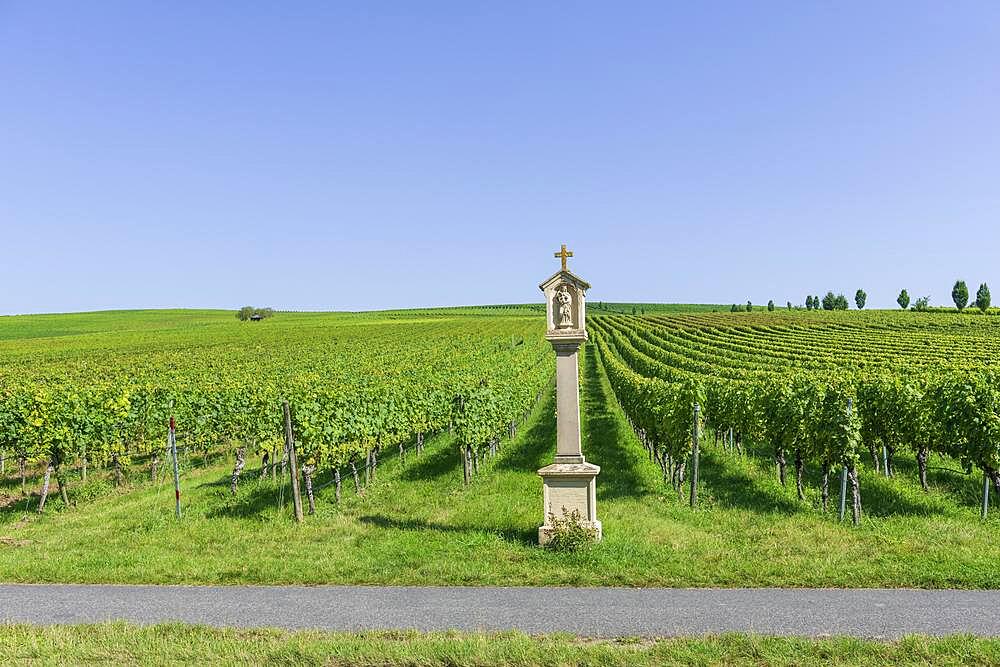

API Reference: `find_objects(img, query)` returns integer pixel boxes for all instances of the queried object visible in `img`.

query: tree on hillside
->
[952,280,969,311]
[786,301,792,310]
[805,296,814,310]
[730,304,739,312]
[767,300,775,311]
[813,295,820,310]
[237,306,274,321]
[976,283,991,313]
[855,289,867,310]
[897,289,910,310]
[745,300,753,312]
[833,294,849,310]
[913,296,930,312]
[822,292,836,311]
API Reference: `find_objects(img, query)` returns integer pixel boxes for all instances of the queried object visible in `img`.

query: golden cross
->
[554,244,573,272]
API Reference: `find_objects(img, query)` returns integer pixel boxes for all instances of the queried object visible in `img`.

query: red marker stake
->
[169,416,181,519]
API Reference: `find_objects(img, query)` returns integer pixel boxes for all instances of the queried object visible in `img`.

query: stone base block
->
[537,461,601,545]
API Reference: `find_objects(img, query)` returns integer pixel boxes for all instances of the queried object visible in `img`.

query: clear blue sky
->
[2,2,999,314]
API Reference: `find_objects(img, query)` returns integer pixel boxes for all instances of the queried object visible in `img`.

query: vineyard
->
[593,310,1000,523]
[0,307,998,588]
[0,309,552,512]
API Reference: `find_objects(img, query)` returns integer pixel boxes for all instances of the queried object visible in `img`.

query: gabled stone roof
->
[539,269,591,292]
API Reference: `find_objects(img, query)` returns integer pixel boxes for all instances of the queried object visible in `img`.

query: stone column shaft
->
[553,342,583,464]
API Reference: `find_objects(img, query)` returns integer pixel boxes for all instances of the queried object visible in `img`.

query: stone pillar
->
[537,258,600,545]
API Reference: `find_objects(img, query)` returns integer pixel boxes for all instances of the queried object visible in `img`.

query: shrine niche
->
[539,245,590,338]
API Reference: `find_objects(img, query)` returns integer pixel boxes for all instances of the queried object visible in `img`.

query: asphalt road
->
[3,585,999,638]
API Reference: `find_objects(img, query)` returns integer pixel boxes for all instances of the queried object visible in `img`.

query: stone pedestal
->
[537,461,602,545]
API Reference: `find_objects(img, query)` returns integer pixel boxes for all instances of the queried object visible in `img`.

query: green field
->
[1,308,998,587]
[3,624,998,666]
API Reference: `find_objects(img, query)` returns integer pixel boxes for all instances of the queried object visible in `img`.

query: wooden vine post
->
[839,399,852,523]
[983,472,991,520]
[838,466,848,522]
[169,416,181,519]
[282,401,304,523]
[689,403,700,508]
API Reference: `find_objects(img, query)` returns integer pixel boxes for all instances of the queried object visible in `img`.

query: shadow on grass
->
[205,477,289,519]
[0,463,45,521]
[582,343,658,501]
[704,440,956,518]
[402,436,461,481]
[211,433,459,519]
[925,466,990,509]
[888,452,986,509]
[496,387,555,474]
[697,448,802,515]
[854,471,948,518]
[789,447,960,518]
[0,491,40,523]
[195,475,232,490]
[357,514,536,546]
[0,464,158,525]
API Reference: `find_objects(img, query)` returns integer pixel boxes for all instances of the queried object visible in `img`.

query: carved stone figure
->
[556,285,573,328]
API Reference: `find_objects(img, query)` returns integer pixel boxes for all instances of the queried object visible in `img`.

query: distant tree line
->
[891,280,990,313]
[237,306,275,321]
[803,293,848,311]
[733,280,992,315]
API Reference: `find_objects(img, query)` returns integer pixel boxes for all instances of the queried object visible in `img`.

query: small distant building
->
[249,313,263,321]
